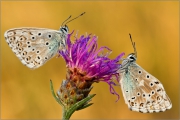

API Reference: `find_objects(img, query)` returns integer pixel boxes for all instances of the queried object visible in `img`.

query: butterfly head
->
[127,53,137,62]
[60,25,69,34]
[60,12,85,34]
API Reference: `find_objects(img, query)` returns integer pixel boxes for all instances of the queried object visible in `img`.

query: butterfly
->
[119,34,172,113]
[4,12,85,69]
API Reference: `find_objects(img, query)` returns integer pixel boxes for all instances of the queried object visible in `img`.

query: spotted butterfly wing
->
[4,27,67,69]
[119,34,172,113]
[120,59,172,113]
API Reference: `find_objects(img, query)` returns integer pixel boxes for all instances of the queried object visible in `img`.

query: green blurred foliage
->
[1,1,179,119]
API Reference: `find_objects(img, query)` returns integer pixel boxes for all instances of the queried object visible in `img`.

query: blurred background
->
[1,1,179,119]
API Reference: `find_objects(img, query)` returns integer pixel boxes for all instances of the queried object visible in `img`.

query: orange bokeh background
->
[1,1,179,119]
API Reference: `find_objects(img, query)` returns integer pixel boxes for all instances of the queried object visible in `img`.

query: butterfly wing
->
[4,28,66,69]
[120,63,172,113]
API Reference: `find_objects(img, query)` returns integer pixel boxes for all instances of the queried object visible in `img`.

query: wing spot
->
[131,102,134,106]
[131,96,136,100]
[38,32,42,36]
[149,82,154,87]
[146,75,150,78]
[22,51,27,56]
[151,90,155,95]
[36,50,40,54]
[137,92,141,96]
[45,57,48,60]
[31,36,35,40]
[138,70,142,74]
[19,36,26,41]
[32,48,35,51]
[28,45,31,48]
[157,89,162,92]
[154,81,159,84]
[157,96,161,101]
[126,90,129,93]
[45,42,49,46]
[27,41,30,44]
[37,56,41,59]
[49,47,51,49]
[140,103,144,107]
[48,34,52,38]
[142,93,146,97]
[26,56,31,61]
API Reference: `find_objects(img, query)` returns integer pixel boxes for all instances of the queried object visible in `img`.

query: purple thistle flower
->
[58,31,124,104]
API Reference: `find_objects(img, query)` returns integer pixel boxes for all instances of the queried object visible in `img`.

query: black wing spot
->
[48,34,52,38]
[154,81,159,84]
[31,36,35,40]
[150,82,154,87]
[147,75,150,78]
[131,96,136,100]
[45,57,48,60]
[138,70,142,74]
[126,90,129,93]
[137,92,140,96]
[45,42,49,46]
[38,33,42,36]
[37,56,41,59]
[28,45,31,48]
[49,47,51,49]
[36,50,40,54]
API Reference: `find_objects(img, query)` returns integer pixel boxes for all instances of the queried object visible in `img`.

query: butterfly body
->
[119,36,172,113]
[4,27,68,69]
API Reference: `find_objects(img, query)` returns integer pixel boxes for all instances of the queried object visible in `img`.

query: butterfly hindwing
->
[4,28,65,69]
[120,62,172,113]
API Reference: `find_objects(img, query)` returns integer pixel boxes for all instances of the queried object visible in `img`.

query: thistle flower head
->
[57,31,124,107]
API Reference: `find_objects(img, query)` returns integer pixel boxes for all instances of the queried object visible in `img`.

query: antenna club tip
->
[81,12,86,15]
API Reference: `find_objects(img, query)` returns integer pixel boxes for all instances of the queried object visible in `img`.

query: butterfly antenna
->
[61,15,72,27]
[129,33,137,57]
[64,12,86,25]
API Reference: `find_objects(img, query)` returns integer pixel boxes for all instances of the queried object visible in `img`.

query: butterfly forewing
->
[120,62,172,113]
[4,28,66,69]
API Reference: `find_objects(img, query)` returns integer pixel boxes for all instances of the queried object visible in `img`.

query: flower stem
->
[50,80,95,120]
